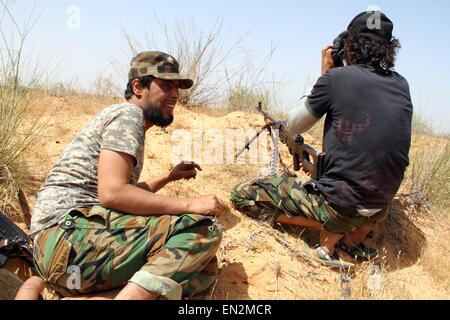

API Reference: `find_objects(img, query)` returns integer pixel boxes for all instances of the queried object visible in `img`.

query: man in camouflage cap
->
[128,51,193,89]
[28,51,224,300]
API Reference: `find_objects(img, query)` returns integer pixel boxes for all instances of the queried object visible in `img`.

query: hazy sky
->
[3,0,450,133]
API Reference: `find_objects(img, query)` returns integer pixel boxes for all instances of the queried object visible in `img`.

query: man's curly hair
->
[342,31,401,71]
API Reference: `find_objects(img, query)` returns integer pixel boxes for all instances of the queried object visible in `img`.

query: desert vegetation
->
[1,3,449,299]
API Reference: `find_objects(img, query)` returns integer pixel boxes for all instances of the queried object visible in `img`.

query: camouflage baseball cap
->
[128,51,193,89]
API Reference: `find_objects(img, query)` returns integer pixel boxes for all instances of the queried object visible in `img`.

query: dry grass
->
[121,15,283,112]
[224,40,281,113]
[122,17,246,108]
[402,134,450,218]
[0,1,47,220]
[225,88,271,113]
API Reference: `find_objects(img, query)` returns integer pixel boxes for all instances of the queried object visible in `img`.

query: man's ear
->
[131,79,144,97]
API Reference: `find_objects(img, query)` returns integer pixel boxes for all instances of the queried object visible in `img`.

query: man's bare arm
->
[137,161,201,193]
[98,149,222,216]
[136,172,171,193]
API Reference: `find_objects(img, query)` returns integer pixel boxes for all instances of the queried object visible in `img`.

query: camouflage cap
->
[128,51,193,89]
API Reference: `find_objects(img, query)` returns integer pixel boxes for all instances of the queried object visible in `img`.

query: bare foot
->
[319,230,344,255]
[342,222,374,249]
[15,276,45,300]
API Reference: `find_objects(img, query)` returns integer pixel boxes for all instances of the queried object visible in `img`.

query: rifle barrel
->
[235,125,269,159]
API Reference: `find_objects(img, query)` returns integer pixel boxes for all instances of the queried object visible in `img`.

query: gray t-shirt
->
[30,102,145,237]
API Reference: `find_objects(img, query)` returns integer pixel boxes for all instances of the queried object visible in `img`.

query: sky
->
[2,0,450,134]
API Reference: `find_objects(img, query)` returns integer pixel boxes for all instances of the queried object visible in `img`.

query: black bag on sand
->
[0,212,37,300]
[0,212,34,268]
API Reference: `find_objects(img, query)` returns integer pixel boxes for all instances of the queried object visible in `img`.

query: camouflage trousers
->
[230,176,389,234]
[33,206,222,299]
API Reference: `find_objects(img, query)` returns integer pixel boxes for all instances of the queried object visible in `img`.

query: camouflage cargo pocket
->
[63,206,109,230]
[33,226,72,285]
[64,206,149,230]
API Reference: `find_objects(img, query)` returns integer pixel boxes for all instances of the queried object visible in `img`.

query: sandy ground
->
[10,95,450,300]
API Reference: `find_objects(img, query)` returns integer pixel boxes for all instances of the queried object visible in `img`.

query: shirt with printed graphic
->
[306,65,413,211]
[30,103,145,237]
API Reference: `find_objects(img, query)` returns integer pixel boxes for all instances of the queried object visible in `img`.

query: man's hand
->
[188,195,224,216]
[168,161,202,182]
[321,45,335,76]
[264,118,273,126]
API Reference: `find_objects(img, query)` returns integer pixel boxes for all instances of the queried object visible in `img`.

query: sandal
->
[337,241,378,260]
[312,247,355,269]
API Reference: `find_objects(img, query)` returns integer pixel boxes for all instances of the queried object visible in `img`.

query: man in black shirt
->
[231,11,412,265]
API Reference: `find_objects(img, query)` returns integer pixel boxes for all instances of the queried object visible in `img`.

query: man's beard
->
[144,107,174,128]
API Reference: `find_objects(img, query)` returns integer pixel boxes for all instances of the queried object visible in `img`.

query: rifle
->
[235,102,325,180]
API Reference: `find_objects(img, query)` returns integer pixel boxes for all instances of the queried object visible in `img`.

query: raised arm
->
[137,161,202,193]
[285,95,322,137]
[97,149,222,216]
